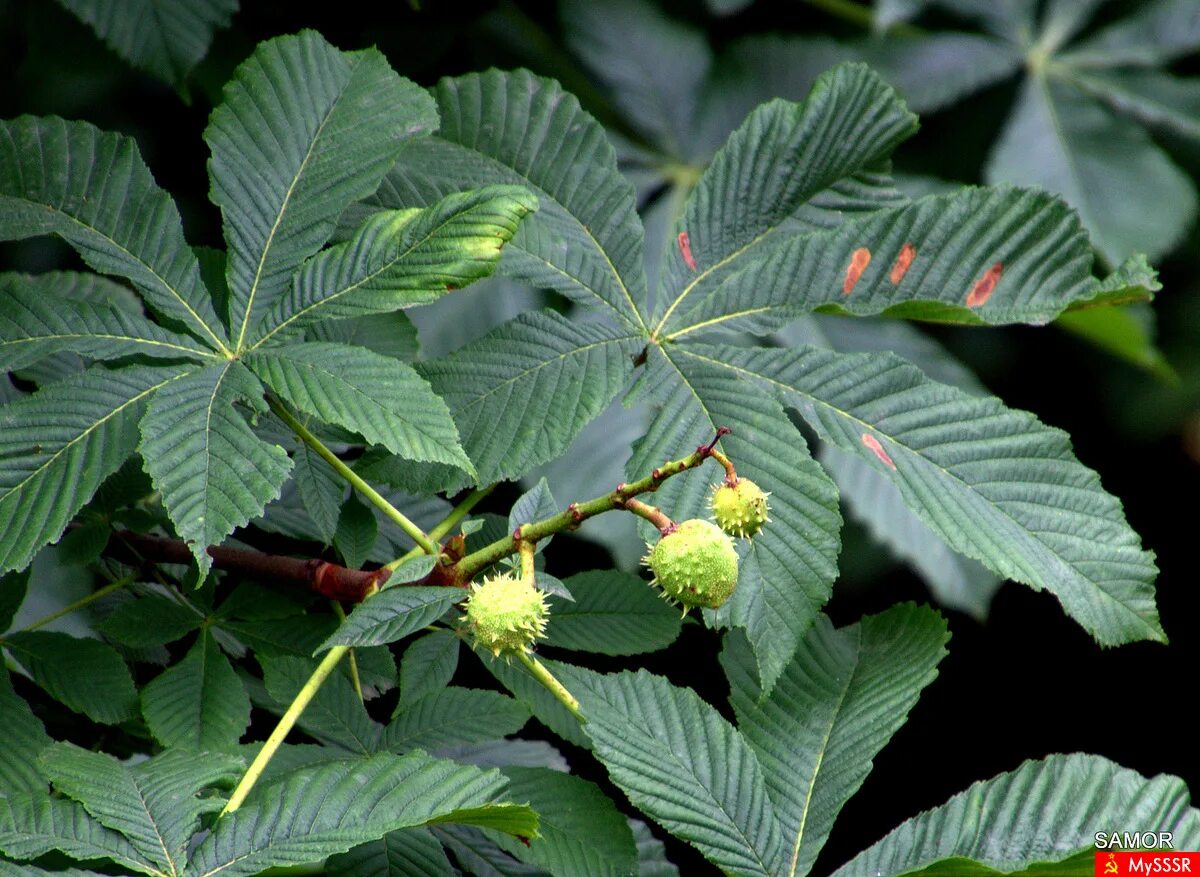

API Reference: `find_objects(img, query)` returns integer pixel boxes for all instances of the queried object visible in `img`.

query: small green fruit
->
[463,572,549,657]
[711,478,770,539]
[644,518,738,612]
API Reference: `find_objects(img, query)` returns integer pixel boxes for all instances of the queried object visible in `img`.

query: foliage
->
[1,5,1195,877]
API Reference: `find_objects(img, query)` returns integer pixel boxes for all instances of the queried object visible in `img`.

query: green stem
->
[223,645,348,814]
[331,602,363,702]
[268,397,438,556]
[222,491,492,813]
[16,577,133,634]
[457,432,729,581]
[621,498,675,534]
[517,651,582,721]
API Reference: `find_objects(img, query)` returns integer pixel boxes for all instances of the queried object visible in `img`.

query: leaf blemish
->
[889,243,916,284]
[861,433,896,470]
[967,262,1003,308]
[843,247,871,295]
[678,231,697,271]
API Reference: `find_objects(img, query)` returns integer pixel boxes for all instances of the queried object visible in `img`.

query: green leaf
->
[0,364,191,573]
[39,743,241,877]
[1065,68,1200,142]
[721,604,949,877]
[986,74,1196,264]
[569,667,784,877]
[631,819,679,877]
[417,310,639,486]
[54,0,237,89]
[100,593,203,647]
[141,629,251,750]
[674,343,1164,646]
[831,754,1200,877]
[0,792,156,876]
[187,752,537,877]
[562,0,710,158]
[334,493,378,571]
[381,688,529,754]
[1056,303,1175,380]
[0,861,112,877]
[662,186,1161,339]
[139,362,293,574]
[858,33,1021,115]
[255,186,536,348]
[0,569,28,633]
[0,670,51,795]
[435,825,549,877]
[653,62,919,333]
[492,767,638,877]
[0,276,213,371]
[205,30,437,350]
[308,312,420,361]
[292,443,344,544]
[1060,0,1200,67]
[822,446,1000,619]
[318,587,459,652]
[4,631,137,724]
[543,570,681,655]
[381,69,649,329]
[508,478,557,552]
[631,345,842,692]
[478,653,590,750]
[0,117,229,353]
[399,629,459,702]
[327,828,455,877]
[247,341,473,474]
[261,654,380,753]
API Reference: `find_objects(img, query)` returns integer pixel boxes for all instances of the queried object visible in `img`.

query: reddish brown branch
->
[103,529,387,602]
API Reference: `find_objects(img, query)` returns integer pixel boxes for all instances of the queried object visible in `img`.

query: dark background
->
[2,1,1198,874]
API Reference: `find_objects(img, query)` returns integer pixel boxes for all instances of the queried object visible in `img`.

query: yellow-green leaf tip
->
[463,572,549,656]
[711,478,770,539]
[643,518,738,611]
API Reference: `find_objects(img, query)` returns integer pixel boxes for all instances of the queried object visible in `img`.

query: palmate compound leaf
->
[0,274,215,371]
[317,587,460,652]
[0,117,229,354]
[0,669,52,795]
[415,310,641,486]
[650,62,919,334]
[378,68,650,331]
[720,604,950,877]
[246,341,473,475]
[38,743,242,877]
[185,751,538,877]
[658,186,1161,341]
[380,688,530,755]
[670,343,1163,647]
[3,631,137,725]
[0,364,193,573]
[205,29,438,351]
[138,361,293,575]
[326,828,455,877]
[541,570,682,656]
[250,186,538,348]
[55,0,238,90]
[261,654,380,754]
[831,754,1200,877]
[627,344,842,694]
[564,665,784,877]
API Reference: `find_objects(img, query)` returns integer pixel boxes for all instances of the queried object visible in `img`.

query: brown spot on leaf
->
[889,243,916,284]
[861,433,896,470]
[967,262,1003,308]
[843,247,871,295]
[678,231,697,271]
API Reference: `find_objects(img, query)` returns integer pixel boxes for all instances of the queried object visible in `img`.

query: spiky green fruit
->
[711,478,770,539]
[463,572,549,657]
[644,518,738,612]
